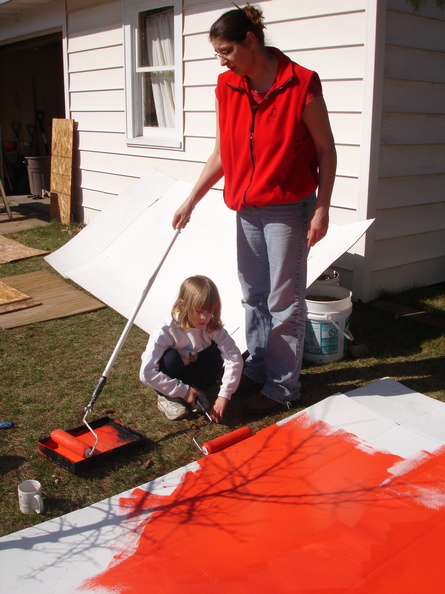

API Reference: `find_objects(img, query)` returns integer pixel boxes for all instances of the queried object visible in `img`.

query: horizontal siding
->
[67,0,122,32]
[266,12,366,51]
[379,145,445,177]
[331,176,360,210]
[70,89,124,111]
[372,230,445,271]
[383,79,445,113]
[386,10,445,51]
[385,45,445,83]
[69,44,124,72]
[73,110,126,133]
[374,203,445,240]
[371,256,445,299]
[70,67,124,92]
[381,113,445,145]
[377,174,445,209]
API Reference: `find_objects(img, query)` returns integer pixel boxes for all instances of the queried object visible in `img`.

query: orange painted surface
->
[81,414,445,593]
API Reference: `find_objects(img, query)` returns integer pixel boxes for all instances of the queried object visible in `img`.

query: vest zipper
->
[227,76,294,206]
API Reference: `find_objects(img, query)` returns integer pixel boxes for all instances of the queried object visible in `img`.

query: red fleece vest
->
[217,49,319,211]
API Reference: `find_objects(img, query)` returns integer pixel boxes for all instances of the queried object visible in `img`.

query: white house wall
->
[372,0,445,297]
[2,0,443,299]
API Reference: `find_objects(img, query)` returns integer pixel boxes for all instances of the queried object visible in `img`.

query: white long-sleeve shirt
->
[140,319,243,401]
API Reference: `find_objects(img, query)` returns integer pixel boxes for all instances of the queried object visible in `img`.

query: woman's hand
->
[172,197,194,230]
[307,204,329,247]
[210,396,229,423]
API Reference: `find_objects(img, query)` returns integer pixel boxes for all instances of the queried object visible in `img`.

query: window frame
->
[123,0,183,149]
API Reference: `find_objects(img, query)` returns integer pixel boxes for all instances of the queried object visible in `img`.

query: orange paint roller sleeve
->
[202,427,253,455]
[50,429,91,458]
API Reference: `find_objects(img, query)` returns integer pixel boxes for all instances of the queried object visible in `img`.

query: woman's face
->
[212,36,253,76]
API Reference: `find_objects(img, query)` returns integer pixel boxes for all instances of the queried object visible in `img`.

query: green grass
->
[1,222,444,537]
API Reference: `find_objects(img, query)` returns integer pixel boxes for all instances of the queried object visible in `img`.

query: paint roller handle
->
[195,395,213,423]
[85,376,107,412]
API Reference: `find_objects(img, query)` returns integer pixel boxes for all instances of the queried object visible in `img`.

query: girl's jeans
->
[159,341,223,394]
[236,194,316,405]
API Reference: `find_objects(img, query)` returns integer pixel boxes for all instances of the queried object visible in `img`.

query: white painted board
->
[46,169,374,353]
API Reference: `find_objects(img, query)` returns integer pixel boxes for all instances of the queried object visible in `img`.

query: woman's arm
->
[302,96,337,248]
[172,100,224,230]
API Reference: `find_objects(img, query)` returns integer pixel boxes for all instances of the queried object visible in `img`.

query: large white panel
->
[47,170,374,354]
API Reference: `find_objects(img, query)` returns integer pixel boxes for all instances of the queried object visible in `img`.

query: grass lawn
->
[1,222,444,538]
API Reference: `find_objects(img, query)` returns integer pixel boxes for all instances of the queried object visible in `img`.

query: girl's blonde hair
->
[172,275,223,332]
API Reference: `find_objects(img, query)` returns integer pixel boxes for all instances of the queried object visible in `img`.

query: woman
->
[173,4,337,414]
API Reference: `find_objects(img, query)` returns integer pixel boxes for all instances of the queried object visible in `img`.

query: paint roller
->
[51,230,181,459]
[50,429,94,459]
[193,396,253,455]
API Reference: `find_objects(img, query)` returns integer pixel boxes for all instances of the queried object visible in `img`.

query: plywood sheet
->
[0,298,42,315]
[0,270,105,329]
[50,119,74,225]
[0,235,49,263]
[0,380,444,593]
[0,280,30,304]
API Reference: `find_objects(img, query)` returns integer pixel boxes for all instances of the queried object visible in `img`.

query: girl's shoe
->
[157,394,188,420]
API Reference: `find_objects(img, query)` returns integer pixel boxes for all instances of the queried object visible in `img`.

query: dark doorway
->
[0,33,65,195]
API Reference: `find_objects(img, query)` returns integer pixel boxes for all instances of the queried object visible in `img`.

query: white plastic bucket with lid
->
[310,268,340,287]
[304,285,353,364]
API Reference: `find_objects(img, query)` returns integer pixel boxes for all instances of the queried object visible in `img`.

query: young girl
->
[140,275,243,422]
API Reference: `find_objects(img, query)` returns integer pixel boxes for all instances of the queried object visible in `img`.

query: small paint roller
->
[201,427,253,455]
[50,429,94,459]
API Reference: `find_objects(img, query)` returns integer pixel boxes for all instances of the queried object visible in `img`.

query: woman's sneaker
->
[157,394,188,420]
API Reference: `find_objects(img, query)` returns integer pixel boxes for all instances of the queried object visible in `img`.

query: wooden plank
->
[0,298,42,315]
[0,270,105,329]
[50,119,74,225]
[0,235,50,263]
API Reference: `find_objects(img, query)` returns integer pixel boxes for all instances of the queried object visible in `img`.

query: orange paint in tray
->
[80,413,445,592]
[38,417,147,474]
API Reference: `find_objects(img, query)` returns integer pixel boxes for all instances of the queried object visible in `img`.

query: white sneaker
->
[157,394,188,421]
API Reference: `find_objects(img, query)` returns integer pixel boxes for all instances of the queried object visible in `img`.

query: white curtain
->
[146,11,175,128]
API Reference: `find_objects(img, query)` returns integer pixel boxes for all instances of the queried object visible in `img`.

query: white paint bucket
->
[309,268,340,288]
[304,285,353,364]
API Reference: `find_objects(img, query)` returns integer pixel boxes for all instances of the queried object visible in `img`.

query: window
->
[124,0,182,148]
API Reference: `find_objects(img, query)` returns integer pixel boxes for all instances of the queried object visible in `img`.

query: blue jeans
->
[236,195,316,405]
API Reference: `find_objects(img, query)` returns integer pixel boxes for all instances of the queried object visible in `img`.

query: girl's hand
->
[184,386,201,406]
[210,397,229,423]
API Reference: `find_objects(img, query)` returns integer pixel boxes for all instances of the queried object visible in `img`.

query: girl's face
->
[189,307,213,330]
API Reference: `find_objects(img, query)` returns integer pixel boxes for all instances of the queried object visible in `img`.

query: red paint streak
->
[81,415,445,593]
[47,423,130,462]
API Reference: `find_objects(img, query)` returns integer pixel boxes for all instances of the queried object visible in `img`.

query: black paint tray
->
[38,417,147,474]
